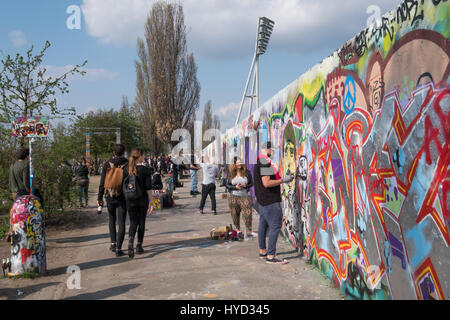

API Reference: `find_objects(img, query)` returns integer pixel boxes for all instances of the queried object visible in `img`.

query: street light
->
[235,17,275,126]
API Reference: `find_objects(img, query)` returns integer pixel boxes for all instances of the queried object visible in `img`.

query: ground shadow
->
[47,256,130,277]
[47,237,219,276]
[150,229,196,236]
[142,237,219,259]
[51,233,110,244]
[62,283,140,300]
[0,282,61,300]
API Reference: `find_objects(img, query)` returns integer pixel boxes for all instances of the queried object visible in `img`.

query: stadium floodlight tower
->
[235,16,275,126]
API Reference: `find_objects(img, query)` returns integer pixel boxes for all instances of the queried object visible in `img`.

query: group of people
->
[9,140,294,265]
[189,141,294,265]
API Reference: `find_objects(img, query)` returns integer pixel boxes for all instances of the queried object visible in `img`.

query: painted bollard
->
[9,195,46,276]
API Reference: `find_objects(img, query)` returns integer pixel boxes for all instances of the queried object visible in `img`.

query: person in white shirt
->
[198,156,220,215]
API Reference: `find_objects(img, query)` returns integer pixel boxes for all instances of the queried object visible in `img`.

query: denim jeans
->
[190,170,198,192]
[77,185,88,203]
[258,202,283,256]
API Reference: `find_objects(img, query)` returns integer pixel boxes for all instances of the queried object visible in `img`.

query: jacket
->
[97,156,129,203]
[9,160,30,195]
[225,170,253,193]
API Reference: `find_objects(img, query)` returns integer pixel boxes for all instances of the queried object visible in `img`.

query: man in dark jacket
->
[97,144,129,256]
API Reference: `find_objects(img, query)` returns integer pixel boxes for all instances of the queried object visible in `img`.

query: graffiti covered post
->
[10,116,49,276]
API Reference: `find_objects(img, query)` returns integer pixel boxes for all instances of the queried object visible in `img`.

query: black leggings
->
[107,201,127,249]
[128,201,148,245]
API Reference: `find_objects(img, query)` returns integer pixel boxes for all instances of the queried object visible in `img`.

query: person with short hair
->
[97,144,129,256]
[254,141,294,264]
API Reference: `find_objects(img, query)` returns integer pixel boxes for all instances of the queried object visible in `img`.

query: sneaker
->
[199,210,204,214]
[128,244,135,259]
[212,210,217,215]
[266,257,289,265]
[110,244,117,253]
[116,249,124,257]
[194,191,201,195]
[136,244,144,254]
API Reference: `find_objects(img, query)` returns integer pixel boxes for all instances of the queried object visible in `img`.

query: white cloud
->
[42,65,118,82]
[214,100,252,130]
[8,30,27,47]
[81,0,403,59]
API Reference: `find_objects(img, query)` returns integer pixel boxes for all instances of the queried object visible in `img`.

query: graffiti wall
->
[205,0,449,299]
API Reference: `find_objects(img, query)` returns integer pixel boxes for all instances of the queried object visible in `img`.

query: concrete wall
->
[204,0,449,300]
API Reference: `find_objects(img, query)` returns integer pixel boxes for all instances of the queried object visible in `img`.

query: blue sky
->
[0,0,402,131]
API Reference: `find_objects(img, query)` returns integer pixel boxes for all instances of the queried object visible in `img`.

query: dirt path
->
[0,175,345,300]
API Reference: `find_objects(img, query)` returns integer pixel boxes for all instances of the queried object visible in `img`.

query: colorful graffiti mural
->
[10,195,46,275]
[12,116,50,138]
[204,0,449,299]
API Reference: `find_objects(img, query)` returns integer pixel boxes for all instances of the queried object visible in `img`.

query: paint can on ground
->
[9,195,46,276]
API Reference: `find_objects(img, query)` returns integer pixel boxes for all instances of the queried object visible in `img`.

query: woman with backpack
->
[123,148,154,258]
[74,157,90,208]
[226,157,254,239]
[97,144,129,256]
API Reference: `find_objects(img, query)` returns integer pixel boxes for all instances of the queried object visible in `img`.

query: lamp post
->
[235,17,275,126]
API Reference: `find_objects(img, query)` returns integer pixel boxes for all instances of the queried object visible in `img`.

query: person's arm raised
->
[262,175,282,188]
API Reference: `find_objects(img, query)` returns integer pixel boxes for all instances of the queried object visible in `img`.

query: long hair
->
[128,148,144,176]
[229,157,246,181]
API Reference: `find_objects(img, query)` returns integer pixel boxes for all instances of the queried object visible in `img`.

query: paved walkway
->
[0,175,345,300]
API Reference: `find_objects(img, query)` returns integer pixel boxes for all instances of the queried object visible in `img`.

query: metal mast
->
[235,17,275,126]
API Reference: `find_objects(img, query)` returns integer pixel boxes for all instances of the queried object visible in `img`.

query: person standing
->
[57,160,73,209]
[199,156,219,215]
[74,157,90,208]
[97,144,128,256]
[189,155,200,196]
[254,141,294,264]
[123,148,153,258]
[9,148,31,201]
[226,157,254,239]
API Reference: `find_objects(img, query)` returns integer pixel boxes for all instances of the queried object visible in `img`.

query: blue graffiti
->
[392,148,405,175]
[406,220,432,269]
[388,232,407,269]
[343,75,356,114]
[384,240,392,274]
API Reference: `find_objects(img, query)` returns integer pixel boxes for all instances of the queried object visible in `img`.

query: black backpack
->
[152,172,163,190]
[162,192,174,208]
[123,175,143,201]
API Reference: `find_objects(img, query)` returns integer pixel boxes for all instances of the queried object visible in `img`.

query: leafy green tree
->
[67,98,142,162]
[0,41,87,123]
